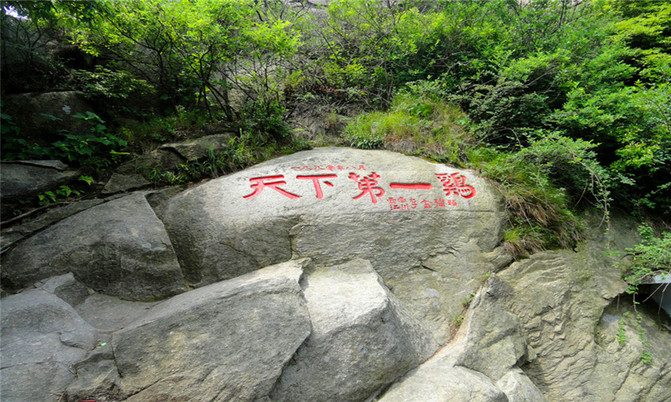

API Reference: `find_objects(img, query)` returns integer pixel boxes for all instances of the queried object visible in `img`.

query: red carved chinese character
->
[434,199,446,208]
[296,174,337,199]
[243,175,301,200]
[447,199,457,207]
[421,200,433,209]
[435,173,476,198]
[349,172,385,204]
[410,198,417,209]
[389,183,433,190]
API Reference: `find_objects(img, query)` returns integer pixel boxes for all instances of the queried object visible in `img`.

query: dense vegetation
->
[1,0,670,254]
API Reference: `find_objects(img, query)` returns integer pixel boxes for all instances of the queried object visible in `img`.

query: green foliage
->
[466,145,584,256]
[624,224,671,295]
[66,0,301,119]
[344,89,470,159]
[73,65,154,100]
[239,99,291,145]
[1,111,127,170]
[617,318,627,345]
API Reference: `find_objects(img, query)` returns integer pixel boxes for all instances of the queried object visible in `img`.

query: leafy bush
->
[624,224,671,295]
[1,111,127,170]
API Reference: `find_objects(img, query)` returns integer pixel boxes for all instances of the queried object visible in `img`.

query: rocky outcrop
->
[112,259,312,401]
[379,275,541,402]
[0,289,98,401]
[2,192,186,300]
[270,259,438,401]
[1,91,96,141]
[0,160,79,202]
[495,216,671,401]
[114,133,234,177]
[160,147,505,342]
[1,149,669,402]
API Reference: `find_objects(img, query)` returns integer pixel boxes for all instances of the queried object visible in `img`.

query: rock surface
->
[101,173,150,195]
[160,147,504,342]
[379,275,538,402]
[1,91,96,141]
[270,259,438,401]
[0,290,98,401]
[112,259,312,401]
[496,215,671,401]
[2,193,186,300]
[1,149,670,402]
[0,160,80,202]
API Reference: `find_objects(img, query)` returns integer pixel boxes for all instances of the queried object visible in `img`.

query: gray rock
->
[496,368,548,402]
[101,173,150,195]
[0,290,98,401]
[39,272,91,307]
[270,259,438,401]
[496,218,671,401]
[1,91,96,140]
[159,133,234,161]
[0,160,80,201]
[116,148,185,175]
[378,276,529,402]
[2,193,186,300]
[112,259,312,401]
[65,339,122,402]
[75,294,157,333]
[456,275,527,381]
[1,198,105,250]
[161,147,504,341]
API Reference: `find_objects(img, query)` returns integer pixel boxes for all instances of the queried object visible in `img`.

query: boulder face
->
[161,147,503,284]
[0,160,80,202]
[270,259,438,401]
[161,147,505,341]
[113,260,312,401]
[2,193,186,300]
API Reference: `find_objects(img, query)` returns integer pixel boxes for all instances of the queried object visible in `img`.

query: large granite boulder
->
[495,215,671,401]
[160,147,505,342]
[112,259,312,401]
[270,259,438,401]
[0,290,99,401]
[379,275,537,402]
[2,193,186,300]
[0,160,79,202]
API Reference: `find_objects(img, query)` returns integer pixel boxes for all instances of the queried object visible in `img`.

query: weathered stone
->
[2,193,186,300]
[0,290,98,401]
[159,133,234,160]
[39,272,91,307]
[496,214,671,401]
[496,368,548,402]
[270,259,438,401]
[65,339,122,402]
[75,294,157,333]
[115,148,185,175]
[161,147,504,341]
[0,160,80,201]
[378,276,529,401]
[456,275,527,381]
[112,259,312,401]
[1,91,96,141]
[1,198,106,252]
[101,173,150,195]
